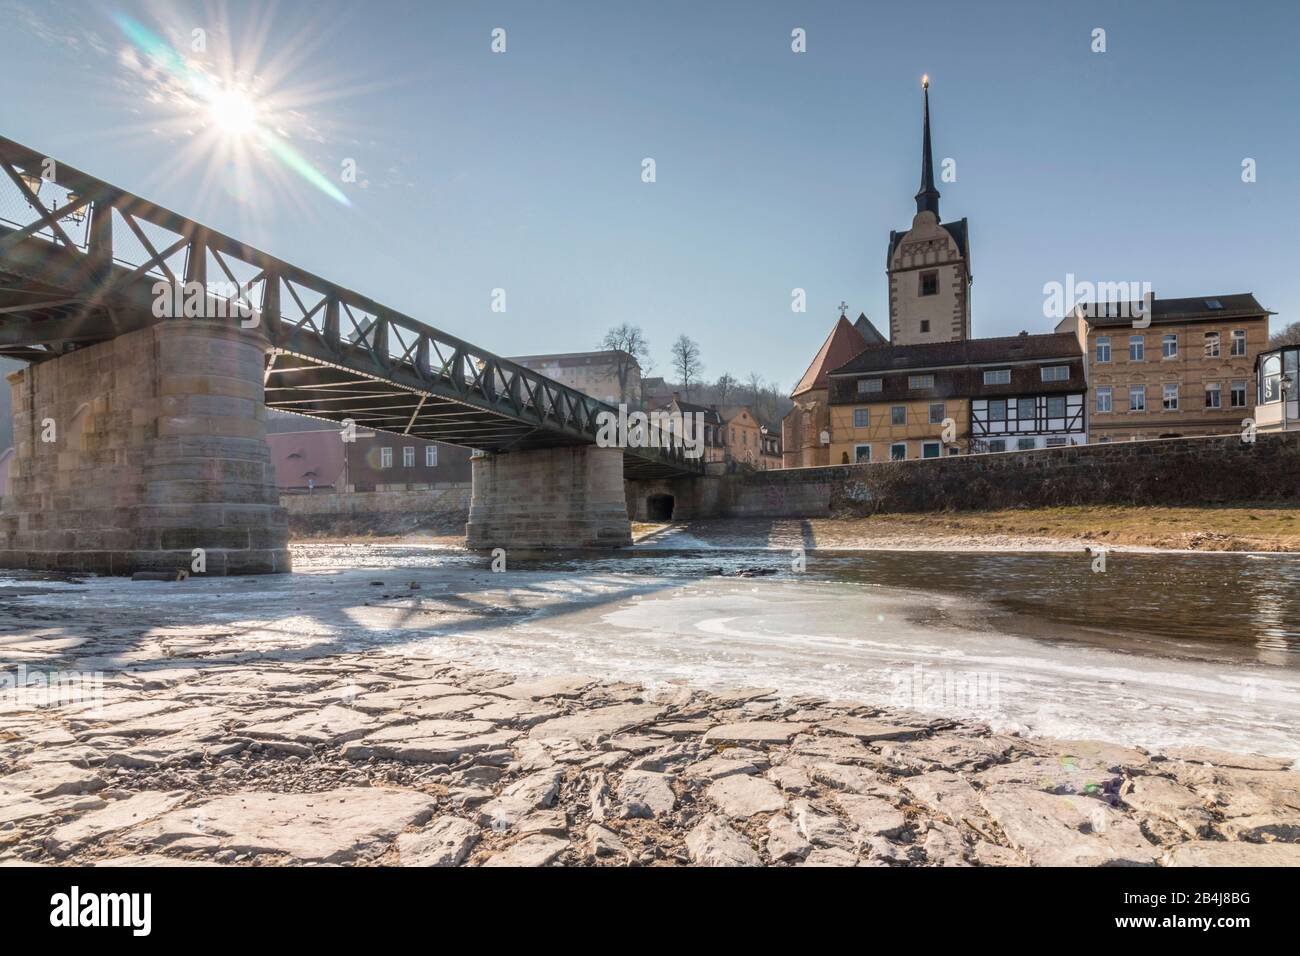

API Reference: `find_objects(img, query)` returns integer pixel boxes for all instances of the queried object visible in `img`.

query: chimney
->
[672,391,681,403]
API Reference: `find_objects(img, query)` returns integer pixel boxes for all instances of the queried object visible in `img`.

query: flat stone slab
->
[900,770,995,837]
[1163,841,1300,866]
[706,774,785,818]
[47,790,188,857]
[342,720,517,763]
[350,683,468,713]
[528,703,662,741]
[482,834,569,867]
[479,769,564,830]
[242,704,379,745]
[685,813,761,866]
[127,787,437,863]
[979,788,1159,867]
[818,717,928,742]
[491,676,596,701]
[1160,747,1295,772]
[396,815,479,867]
[832,794,908,838]
[0,764,105,799]
[703,722,807,747]
[618,770,677,819]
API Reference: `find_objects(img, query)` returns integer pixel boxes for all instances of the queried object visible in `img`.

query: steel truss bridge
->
[0,136,699,480]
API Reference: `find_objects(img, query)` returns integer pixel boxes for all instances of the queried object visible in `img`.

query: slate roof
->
[1079,293,1269,328]
[829,332,1080,377]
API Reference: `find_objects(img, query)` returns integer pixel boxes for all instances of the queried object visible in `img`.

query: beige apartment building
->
[1057,295,1271,441]
[510,349,642,405]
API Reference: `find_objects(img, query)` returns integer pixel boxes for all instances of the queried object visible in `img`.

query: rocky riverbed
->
[4,645,1300,867]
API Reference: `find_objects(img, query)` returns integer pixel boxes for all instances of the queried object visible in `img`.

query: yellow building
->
[829,398,967,463]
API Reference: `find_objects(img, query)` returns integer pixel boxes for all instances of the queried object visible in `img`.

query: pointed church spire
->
[915,74,941,218]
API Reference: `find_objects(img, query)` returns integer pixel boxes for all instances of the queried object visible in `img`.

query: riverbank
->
[2,553,1297,867]
[636,505,1300,553]
[286,502,1300,554]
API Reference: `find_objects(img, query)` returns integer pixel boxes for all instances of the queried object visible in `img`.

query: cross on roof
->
[838,301,849,317]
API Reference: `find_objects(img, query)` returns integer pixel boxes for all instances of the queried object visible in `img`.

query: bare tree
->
[746,372,764,408]
[599,323,650,405]
[1270,321,1300,349]
[670,335,704,401]
[714,372,737,406]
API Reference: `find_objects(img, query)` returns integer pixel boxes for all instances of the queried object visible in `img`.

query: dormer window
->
[856,378,883,395]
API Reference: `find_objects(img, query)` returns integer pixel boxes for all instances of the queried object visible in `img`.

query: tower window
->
[920,320,931,333]
[919,271,939,296]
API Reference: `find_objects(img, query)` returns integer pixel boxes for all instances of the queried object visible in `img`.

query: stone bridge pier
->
[0,319,289,575]
[465,445,631,550]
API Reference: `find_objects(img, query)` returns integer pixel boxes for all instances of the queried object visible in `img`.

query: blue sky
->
[2,0,1296,388]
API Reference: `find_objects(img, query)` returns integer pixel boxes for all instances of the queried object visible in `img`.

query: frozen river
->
[4,541,1299,761]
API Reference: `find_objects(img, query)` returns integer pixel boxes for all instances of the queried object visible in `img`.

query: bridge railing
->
[0,136,699,471]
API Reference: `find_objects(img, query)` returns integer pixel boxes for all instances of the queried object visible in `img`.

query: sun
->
[207,86,261,138]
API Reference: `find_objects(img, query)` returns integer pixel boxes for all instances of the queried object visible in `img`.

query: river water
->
[6,542,1299,760]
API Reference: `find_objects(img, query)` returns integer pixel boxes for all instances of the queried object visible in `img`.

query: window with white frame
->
[1162,334,1178,359]
[908,374,935,389]
[1230,380,1247,408]
[1096,337,1111,363]
[1017,398,1035,421]
[1129,336,1145,361]
[853,408,870,428]
[983,369,1011,385]
[380,447,393,468]
[854,445,871,463]
[1041,365,1069,382]
[1204,332,1221,358]
[1231,330,1247,356]
[922,441,941,459]
[1205,382,1222,409]
[426,445,438,467]
[891,406,906,426]
[403,447,415,467]
[1047,395,1066,418]
[857,378,882,395]
[1017,438,1036,451]
[1096,386,1112,412]
[1129,385,1146,412]
[1163,384,1179,410]
[988,399,1007,421]
[889,443,907,461]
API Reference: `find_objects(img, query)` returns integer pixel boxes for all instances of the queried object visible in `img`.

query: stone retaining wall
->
[281,484,470,516]
[627,432,1300,520]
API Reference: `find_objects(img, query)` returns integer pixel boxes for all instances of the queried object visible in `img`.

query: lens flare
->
[112,12,350,207]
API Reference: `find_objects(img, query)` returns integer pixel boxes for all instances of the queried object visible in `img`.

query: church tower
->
[886,77,972,346]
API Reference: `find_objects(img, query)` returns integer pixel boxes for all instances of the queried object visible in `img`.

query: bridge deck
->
[0,136,699,480]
